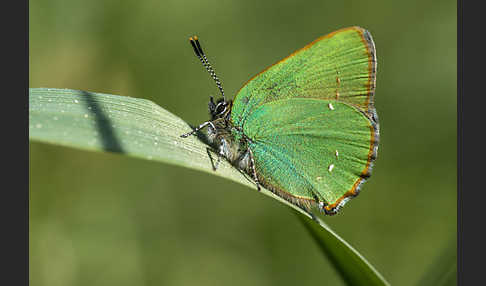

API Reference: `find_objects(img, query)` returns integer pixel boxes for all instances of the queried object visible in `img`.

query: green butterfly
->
[182,26,379,217]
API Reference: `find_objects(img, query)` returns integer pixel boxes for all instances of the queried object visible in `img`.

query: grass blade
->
[29,88,389,286]
[296,211,390,286]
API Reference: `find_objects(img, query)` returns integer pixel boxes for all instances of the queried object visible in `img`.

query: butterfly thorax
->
[207,97,251,172]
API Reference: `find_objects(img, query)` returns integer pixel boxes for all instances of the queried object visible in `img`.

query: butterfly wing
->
[230,27,378,213]
[244,98,377,213]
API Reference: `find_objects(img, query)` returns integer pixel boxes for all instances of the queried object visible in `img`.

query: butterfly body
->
[204,97,252,173]
[183,26,379,216]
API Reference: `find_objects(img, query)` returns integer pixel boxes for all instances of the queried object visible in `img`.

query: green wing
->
[230,27,378,213]
[231,26,377,126]
[244,99,377,213]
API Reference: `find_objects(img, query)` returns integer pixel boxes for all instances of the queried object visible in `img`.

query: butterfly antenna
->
[189,36,225,101]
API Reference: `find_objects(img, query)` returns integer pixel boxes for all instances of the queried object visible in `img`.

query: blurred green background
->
[29,0,456,285]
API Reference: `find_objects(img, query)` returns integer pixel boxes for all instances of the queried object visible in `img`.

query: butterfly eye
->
[215,102,227,115]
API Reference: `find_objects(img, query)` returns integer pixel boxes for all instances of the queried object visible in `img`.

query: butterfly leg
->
[213,145,225,171]
[205,136,228,171]
[180,121,216,138]
[248,148,261,191]
[204,145,225,171]
[213,154,222,171]
[205,147,219,171]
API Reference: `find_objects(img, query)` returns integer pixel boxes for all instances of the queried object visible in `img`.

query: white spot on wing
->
[328,164,334,172]
[335,150,339,158]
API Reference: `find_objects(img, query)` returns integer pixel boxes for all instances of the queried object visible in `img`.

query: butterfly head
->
[209,96,232,120]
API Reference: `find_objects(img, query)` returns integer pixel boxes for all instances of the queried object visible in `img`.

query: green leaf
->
[296,211,390,286]
[29,88,389,286]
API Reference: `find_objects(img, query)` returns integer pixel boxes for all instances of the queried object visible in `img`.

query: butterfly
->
[181,26,379,217]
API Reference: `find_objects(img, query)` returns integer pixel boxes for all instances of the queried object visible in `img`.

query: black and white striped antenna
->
[189,36,225,101]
